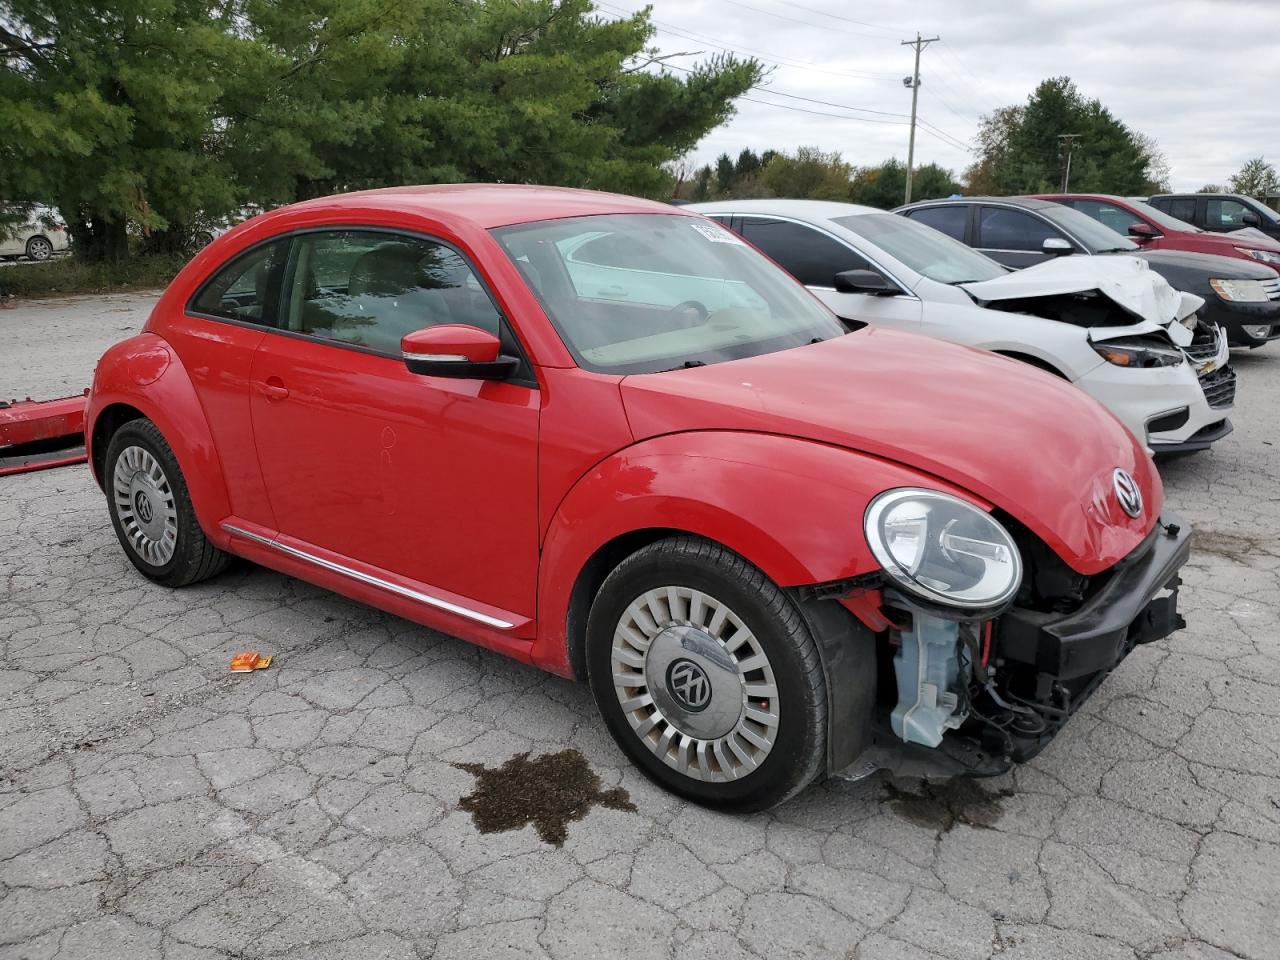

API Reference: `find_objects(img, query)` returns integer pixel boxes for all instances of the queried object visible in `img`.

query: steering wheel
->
[670,300,710,324]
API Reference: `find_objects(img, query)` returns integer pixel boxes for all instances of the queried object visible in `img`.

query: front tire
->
[105,419,231,587]
[586,536,827,811]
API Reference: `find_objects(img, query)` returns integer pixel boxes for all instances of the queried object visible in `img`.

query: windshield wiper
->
[653,359,708,373]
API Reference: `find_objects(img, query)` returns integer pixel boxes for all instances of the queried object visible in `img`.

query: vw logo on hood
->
[1112,468,1143,519]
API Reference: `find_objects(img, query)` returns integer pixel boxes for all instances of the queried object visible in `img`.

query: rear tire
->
[586,536,827,811]
[105,419,231,587]
[25,237,53,261]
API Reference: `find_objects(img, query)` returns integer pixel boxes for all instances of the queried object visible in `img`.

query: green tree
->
[851,158,959,208]
[714,153,736,194]
[0,0,243,259]
[758,146,851,200]
[1198,184,1224,193]
[1228,157,1279,199]
[1,0,762,262]
[968,77,1156,196]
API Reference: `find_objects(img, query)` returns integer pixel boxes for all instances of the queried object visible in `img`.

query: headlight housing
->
[1091,337,1184,368]
[864,489,1022,610]
[1210,277,1270,302]
[1234,247,1280,266]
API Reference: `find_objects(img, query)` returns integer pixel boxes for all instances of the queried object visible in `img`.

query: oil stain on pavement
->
[456,749,637,846]
[882,777,1013,832]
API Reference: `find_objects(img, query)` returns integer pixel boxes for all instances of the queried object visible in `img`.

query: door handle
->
[258,379,290,401]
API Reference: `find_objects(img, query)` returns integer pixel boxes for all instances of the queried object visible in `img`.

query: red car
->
[86,185,1189,810]
[1034,192,1280,268]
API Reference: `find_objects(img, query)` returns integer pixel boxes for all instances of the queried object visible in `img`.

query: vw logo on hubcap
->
[1112,468,1143,519]
[666,658,712,713]
[134,490,154,524]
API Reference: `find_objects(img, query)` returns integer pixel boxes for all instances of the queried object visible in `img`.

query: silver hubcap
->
[611,587,780,782]
[112,445,178,566]
[29,239,50,260]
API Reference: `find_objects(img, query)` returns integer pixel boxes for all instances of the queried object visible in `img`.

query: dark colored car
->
[895,196,1280,348]
[1035,193,1280,271]
[1148,192,1280,244]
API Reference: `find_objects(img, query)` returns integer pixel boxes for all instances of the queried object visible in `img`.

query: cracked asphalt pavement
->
[3,293,1278,960]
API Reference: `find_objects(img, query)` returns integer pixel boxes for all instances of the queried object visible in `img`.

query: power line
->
[719,0,903,41]
[594,0,903,82]
[778,1,905,35]
[738,94,911,126]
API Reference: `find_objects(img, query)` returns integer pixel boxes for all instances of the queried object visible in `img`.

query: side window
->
[905,205,969,242]
[190,239,291,325]
[978,207,1063,251]
[1070,200,1142,236]
[282,231,502,355]
[1164,197,1197,224]
[1205,198,1251,229]
[737,218,866,286]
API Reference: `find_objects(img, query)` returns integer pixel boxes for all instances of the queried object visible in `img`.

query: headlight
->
[1091,337,1184,367]
[1210,278,1270,302]
[1234,247,1280,265]
[864,489,1022,609]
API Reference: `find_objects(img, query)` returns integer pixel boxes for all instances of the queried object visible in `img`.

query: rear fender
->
[86,334,231,538]
[531,430,975,677]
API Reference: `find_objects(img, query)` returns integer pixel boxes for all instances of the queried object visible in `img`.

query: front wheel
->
[105,419,231,587]
[586,537,828,811]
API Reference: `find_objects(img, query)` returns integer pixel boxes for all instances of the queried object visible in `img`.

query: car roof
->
[1032,193,1132,203]
[898,196,1058,211]
[280,183,681,229]
[1149,191,1252,201]
[684,198,885,220]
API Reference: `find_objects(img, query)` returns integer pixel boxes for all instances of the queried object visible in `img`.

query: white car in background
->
[686,199,1233,455]
[0,205,69,261]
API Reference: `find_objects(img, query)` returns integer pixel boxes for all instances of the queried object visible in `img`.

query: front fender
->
[86,334,231,538]
[531,430,977,675]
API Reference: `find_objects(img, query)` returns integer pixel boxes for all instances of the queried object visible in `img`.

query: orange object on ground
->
[229,652,273,672]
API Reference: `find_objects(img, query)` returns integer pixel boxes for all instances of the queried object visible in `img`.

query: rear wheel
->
[586,536,827,811]
[25,237,52,261]
[105,419,231,587]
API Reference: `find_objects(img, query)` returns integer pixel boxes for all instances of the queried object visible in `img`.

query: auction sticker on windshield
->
[690,220,744,244]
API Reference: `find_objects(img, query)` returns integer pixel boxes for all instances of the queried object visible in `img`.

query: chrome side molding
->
[221,523,514,630]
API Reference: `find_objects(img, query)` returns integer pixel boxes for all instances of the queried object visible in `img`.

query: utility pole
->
[902,32,940,205]
[1058,133,1082,191]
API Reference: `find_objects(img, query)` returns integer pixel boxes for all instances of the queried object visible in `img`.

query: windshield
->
[832,212,1006,284]
[1039,204,1139,253]
[491,214,845,375]
[1249,199,1280,223]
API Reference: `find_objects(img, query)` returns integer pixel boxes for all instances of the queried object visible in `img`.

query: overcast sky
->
[605,0,1280,191]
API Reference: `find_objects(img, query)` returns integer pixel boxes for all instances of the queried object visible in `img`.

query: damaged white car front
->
[962,256,1235,455]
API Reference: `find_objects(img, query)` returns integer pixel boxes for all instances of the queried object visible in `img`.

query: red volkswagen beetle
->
[86,185,1189,809]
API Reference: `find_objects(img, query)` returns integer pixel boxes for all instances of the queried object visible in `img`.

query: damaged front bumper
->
[838,513,1191,780]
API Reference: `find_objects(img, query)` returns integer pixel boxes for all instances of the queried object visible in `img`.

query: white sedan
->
[686,199,1233,455]
[0,205,69,261]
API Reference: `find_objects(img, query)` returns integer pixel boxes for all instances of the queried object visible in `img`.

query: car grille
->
[1263,277,1280,302]
[1183,325,1221,366]
[1200,366,1237,409]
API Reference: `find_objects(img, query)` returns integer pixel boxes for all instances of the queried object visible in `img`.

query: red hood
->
[620,328,1162,575]
[1187,230,1280,255]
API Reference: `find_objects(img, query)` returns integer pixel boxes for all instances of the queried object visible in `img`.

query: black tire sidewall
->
[26,238,51,261]
[586,542,825,811]
[104,420,205,586]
